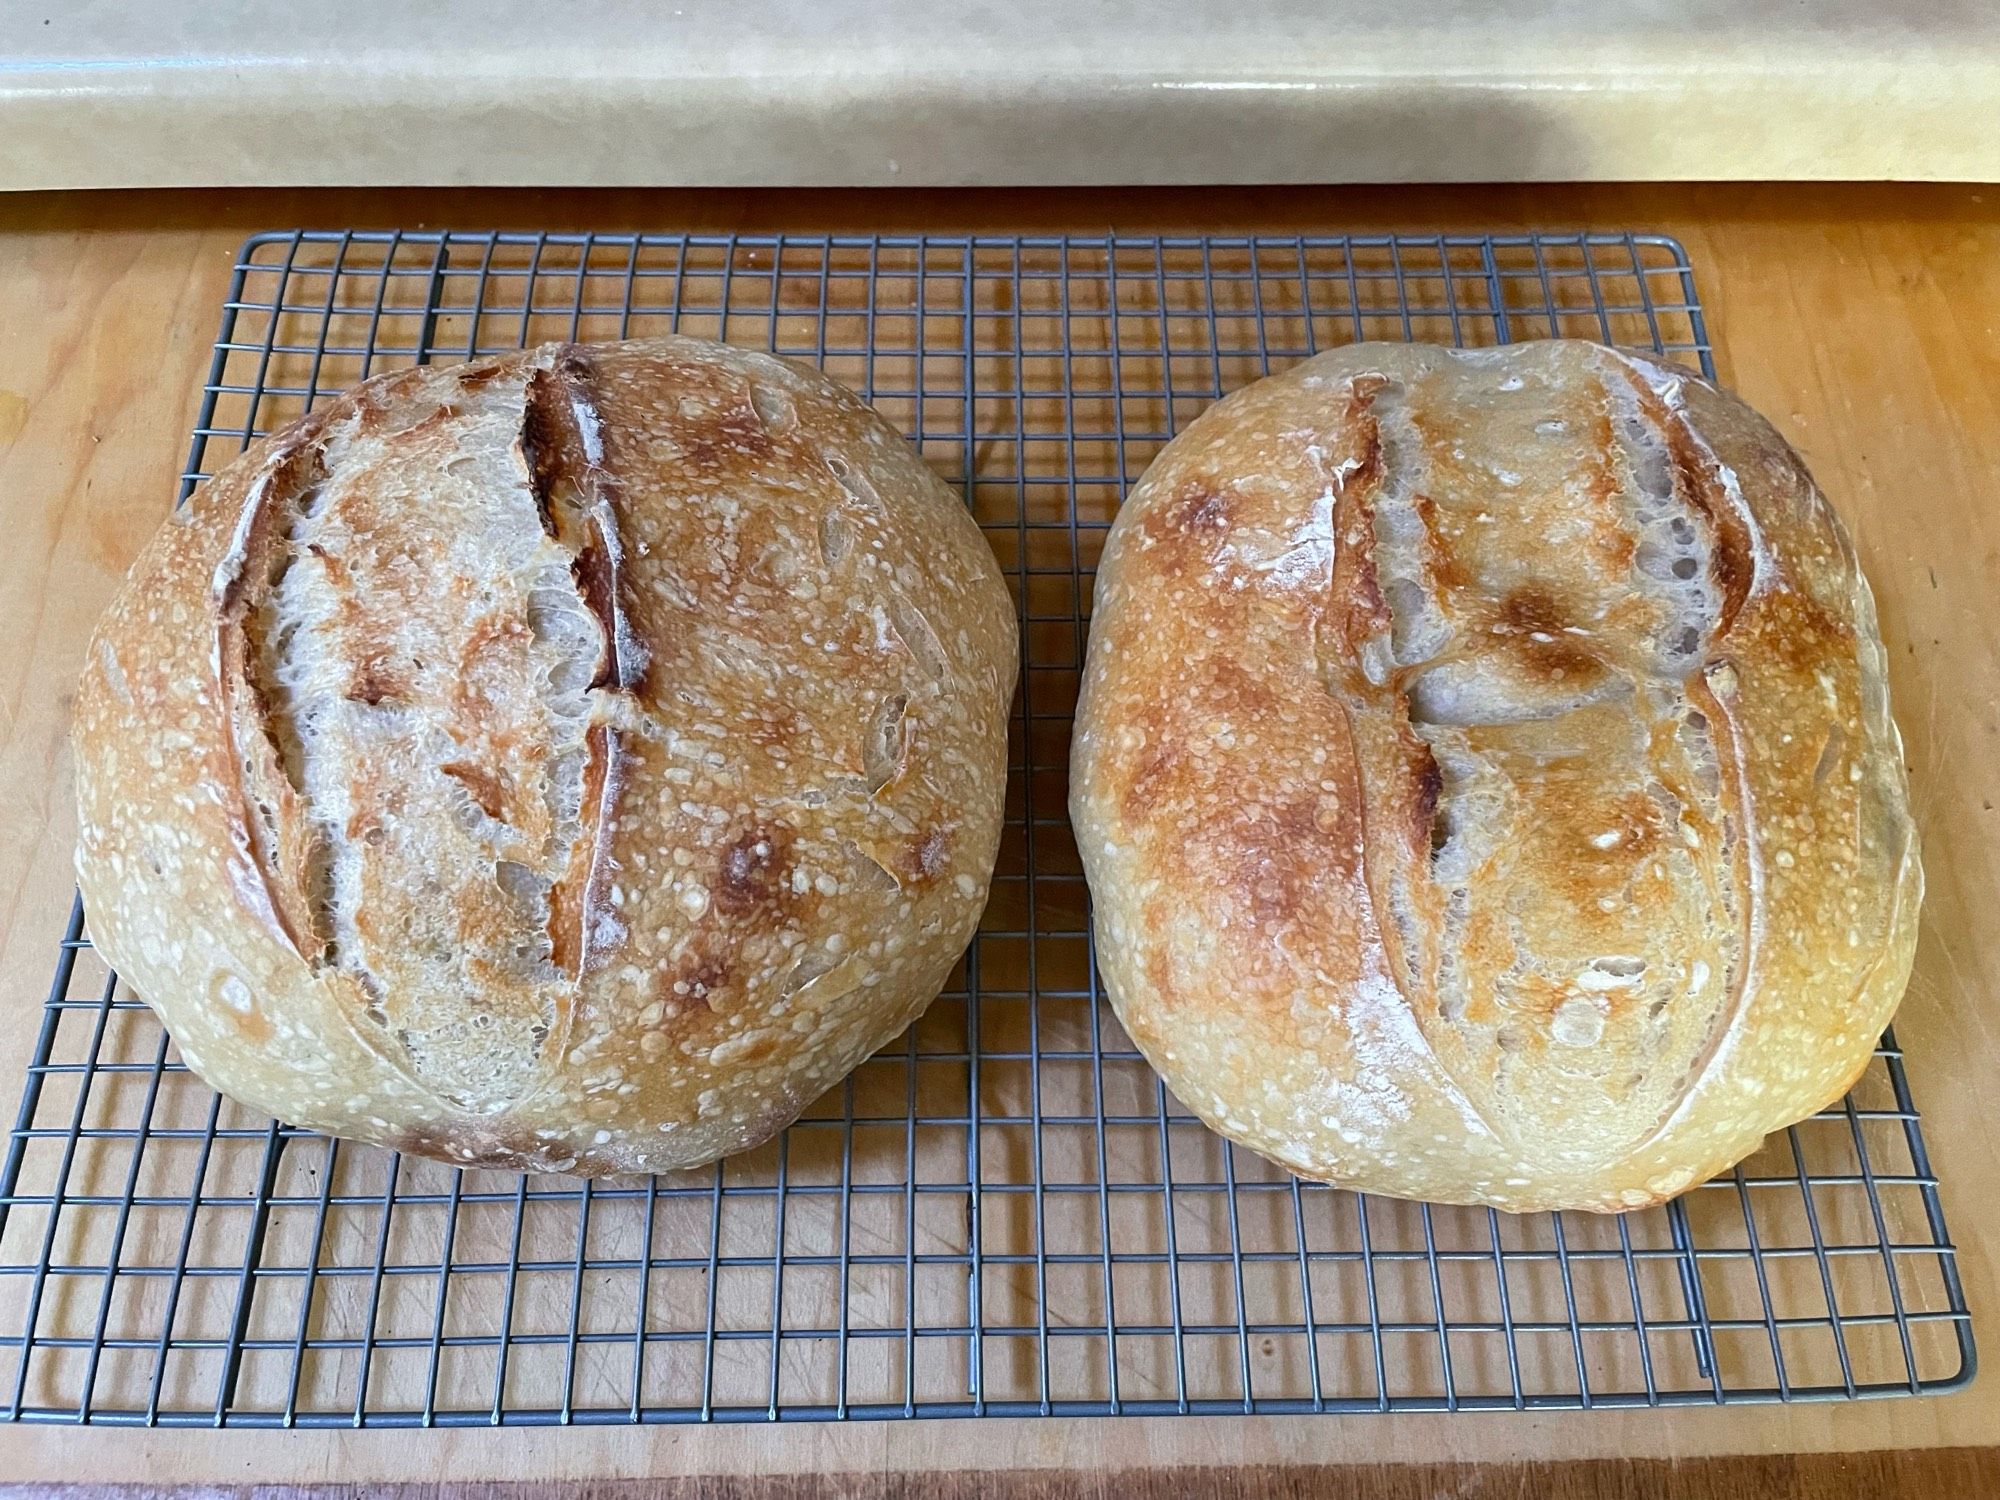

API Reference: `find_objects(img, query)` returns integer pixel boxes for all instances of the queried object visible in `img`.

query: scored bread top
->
[74,336,1017,1175]
[1071,341,1919,1213]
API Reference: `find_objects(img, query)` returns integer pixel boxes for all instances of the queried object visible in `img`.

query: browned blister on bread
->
[74,336,1017,1175]
[1071,341,1918,1213]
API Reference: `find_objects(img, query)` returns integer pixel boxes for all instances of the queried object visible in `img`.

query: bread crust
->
[75,336,1017,1175]
[1071,341,1919,1213]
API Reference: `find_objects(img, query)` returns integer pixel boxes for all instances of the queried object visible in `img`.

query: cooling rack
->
[0,230,1973,1426]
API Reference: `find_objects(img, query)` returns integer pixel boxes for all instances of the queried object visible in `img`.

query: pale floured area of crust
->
[242,368,598,1114]
[1073,339,1916,1212]
[1333,344,1745,1184]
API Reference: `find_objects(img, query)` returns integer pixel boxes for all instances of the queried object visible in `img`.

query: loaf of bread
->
[74,336,1017,1175]
[1071,340,1919,1213]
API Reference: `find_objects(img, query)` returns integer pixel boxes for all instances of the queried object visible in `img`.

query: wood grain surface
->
[0,183,1995,1494]
[8,1448,2000,1498]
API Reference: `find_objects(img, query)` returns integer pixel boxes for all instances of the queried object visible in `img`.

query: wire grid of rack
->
[0,230,1974,1427]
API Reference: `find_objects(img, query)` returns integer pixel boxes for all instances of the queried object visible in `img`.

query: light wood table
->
[0,184,1996,1496]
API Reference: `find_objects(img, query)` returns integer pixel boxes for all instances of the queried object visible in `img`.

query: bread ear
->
[212,432,336,963]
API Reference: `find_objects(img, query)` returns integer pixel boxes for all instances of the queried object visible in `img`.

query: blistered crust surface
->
[1071,340,1918,1213]
[74,336,1018,1175]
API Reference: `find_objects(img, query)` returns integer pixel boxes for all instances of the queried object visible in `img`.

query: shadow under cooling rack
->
[0,230,1974,1427]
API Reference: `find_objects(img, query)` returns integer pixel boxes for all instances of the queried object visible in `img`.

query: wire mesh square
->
[0,229,1973,1427]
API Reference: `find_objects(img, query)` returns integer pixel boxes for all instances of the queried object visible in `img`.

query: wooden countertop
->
[0,184,1996,1495]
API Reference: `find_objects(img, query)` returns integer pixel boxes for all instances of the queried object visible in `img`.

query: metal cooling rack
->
[0,230,1974,1427]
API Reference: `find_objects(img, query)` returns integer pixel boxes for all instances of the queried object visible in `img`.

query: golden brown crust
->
[74,335,1017,1176]
[1071,340,1919,1213]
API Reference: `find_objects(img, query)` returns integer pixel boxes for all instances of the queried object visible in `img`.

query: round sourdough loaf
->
[1071,340,1919,1213]
[74,336,1017,1175]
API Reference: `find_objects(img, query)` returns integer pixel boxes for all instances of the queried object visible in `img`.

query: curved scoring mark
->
[780,946,860,1002]
[1676,707,1723,803]
[1358,385,1455,671]
[1628,667,1759,1158]
[887,596,950,684]
[549,722,628,981]
[526,348,637,1009]
[215,434,336,963]
[819,506,853,566]
[749,382,797,433]
[1318,360,1762,1165]
[1813,721,1848,786]
[96,639,134,706]
[863,692,911,795]
[824,452,883,513]
[842,839,903,893]
[815,451,881,570]
[522,350,645,692]
[1601,352,1759,638]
